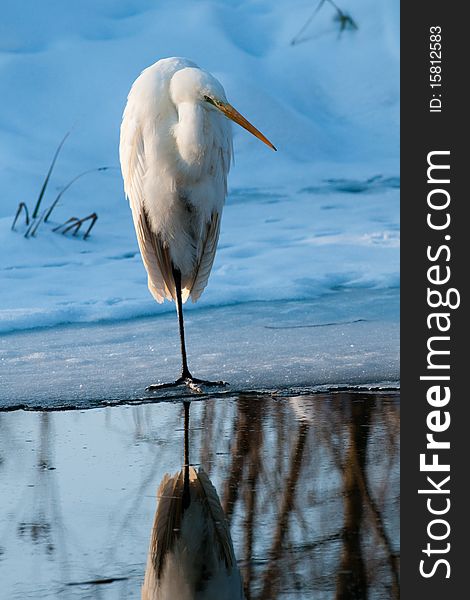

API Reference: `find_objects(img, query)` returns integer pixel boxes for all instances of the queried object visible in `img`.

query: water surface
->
[0,392,399,599]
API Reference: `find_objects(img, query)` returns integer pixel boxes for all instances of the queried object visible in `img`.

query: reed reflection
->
[196,394,400,600]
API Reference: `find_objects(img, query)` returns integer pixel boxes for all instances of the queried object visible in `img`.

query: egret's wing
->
[188,212,221,303]
[192,467,236,569]
[120,121,175,303]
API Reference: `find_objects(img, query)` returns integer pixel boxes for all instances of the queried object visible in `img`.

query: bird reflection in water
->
[142,401,244,599]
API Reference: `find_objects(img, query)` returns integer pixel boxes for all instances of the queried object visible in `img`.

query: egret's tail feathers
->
[132,200,221,305]
[135,210,176,303]
[189,212,221,303]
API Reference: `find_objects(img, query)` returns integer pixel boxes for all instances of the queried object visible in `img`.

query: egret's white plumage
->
[119,57,275,389]
[142,467,244,600]
[120,57,232,303]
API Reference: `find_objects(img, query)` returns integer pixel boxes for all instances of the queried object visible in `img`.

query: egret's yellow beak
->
[219,102,277,151]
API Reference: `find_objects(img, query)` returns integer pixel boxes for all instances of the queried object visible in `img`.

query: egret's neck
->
[173,102,206,171]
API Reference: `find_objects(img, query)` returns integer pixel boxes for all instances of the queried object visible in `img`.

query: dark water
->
[0,392,399,599]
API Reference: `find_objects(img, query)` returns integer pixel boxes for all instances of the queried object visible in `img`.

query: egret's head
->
[170,67,276,151]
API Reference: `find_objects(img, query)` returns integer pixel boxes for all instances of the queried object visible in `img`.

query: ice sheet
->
[0,289,398,409]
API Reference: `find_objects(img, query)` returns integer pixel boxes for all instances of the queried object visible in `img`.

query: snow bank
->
[0,0,399,333]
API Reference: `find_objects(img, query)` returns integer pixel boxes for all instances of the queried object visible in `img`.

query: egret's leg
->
[146,269,227,393]
[174,268,191,379]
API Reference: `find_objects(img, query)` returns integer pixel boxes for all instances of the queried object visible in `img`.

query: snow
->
[0,0,399,396]
[0,182,399,334]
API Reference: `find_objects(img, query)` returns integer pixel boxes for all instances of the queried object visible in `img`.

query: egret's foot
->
[187,376,228,393]
[146,375,227,394]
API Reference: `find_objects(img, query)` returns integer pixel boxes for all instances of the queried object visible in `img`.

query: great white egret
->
[142,401,244,599]
[120,57,275,392]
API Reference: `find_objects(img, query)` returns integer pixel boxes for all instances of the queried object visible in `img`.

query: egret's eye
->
[204,95,217,106]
